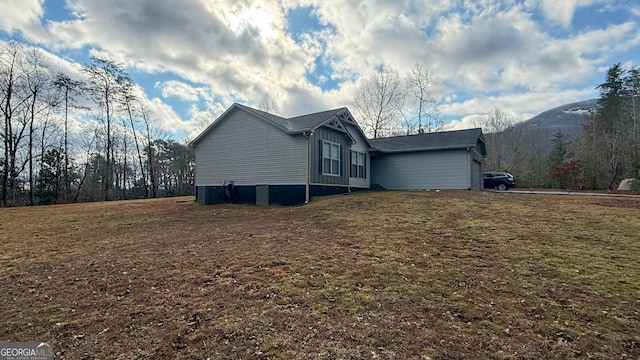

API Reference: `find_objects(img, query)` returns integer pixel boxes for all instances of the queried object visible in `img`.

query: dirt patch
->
[1,192,639,359]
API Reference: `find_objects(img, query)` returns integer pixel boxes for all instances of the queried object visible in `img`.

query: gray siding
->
[470,159,482,190]
[370,149,470,190]
[469,147,484,190]
[309,126,350,186]
[195,108,307,186]
[346,124,370,189]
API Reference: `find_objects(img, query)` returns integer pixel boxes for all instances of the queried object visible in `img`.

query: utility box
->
[256,185,269,206]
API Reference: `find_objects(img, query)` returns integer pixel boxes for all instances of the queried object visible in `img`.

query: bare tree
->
[135,101,157,197]
[354,64,405,138]
[516,124,551,187]
[1,41,17,206]
[119,81,148,197]
[405,63,442,133]
[53,72,83,201]
[258,92,280,114]
[0,42,190,206]
[483,107,518,172]
[82,57,129,200]
[1,40,32,206]
[22,48,54,205]
[74,124,99,202]
[1,40,21,206]
[485,107,515,134]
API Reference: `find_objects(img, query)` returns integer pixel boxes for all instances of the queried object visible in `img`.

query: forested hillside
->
[484,63,639,190]
[1,41,194,207]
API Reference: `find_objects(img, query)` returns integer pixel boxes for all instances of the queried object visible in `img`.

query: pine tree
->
[546,132,568,187]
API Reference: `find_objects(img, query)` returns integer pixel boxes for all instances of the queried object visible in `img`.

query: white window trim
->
[322,140,341,176]
[350,150,365,179]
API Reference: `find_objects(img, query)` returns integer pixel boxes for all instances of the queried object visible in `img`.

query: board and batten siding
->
[309,126,350,186]
[370,149,470,190]
[346,124,370,189]
[195,108,307,186]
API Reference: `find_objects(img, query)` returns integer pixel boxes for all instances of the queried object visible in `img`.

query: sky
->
[1,0,639,140]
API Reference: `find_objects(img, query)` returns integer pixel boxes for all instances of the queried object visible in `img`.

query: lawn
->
[0,191,639,359]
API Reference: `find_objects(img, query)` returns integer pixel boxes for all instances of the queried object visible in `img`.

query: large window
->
[322,141,341,176]
[351,151,365,178]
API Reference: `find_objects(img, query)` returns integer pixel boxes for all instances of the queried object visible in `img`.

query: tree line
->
[1,40,194,207]
[483,63,639,190]
[6,36,633,201]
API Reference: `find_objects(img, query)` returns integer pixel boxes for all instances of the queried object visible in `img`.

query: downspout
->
[304,131,313,203]
[467,147,472,190]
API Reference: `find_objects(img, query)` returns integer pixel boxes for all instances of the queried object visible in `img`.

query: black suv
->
[483,172,515,190]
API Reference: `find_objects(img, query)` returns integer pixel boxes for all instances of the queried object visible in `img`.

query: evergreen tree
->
[596,63,625,130]
[623,66,640,177]
[546,132,568,187]
[37,148,64,204]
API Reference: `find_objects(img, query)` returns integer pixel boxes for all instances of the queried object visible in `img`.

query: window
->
[322,141,341,176]
[351,151,365,178]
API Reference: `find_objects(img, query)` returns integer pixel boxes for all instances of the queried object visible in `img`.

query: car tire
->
[497,183,507,191]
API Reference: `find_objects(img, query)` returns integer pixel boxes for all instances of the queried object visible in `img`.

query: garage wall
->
[470,159,482,190]
[370,149,470,190]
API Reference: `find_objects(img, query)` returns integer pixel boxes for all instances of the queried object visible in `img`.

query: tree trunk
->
[64,88,70,201]
[28,93,35,205]
[2,68,14,207]
[125,100,146,197]
[105,87,111,201]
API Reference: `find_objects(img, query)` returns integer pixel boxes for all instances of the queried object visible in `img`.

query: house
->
[190,103,486,205]
[369,128,487,191]
[190,103,372,205]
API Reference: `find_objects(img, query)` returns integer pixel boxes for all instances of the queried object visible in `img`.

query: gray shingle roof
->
[287,108,350,132]
[191,103,369,146]
[369,128,486,155]
[192,104,483,155]
[236,104,350,133]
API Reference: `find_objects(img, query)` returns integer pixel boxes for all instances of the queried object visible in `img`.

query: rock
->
[617,178,640,192]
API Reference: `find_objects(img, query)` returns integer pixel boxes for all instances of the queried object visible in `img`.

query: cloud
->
[440,87,596,133]
[141,97,188,132]
[2,0,639,140]
[539,0,578,27]
[448,114,493,131]
[41,0,313,105]
[0,0,45,35]
[443,87,595,115]
[534,0,607,28]
[157,81,202,102]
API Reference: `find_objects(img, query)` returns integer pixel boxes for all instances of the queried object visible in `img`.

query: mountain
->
[483,99,600,184]
[519,99,599,136]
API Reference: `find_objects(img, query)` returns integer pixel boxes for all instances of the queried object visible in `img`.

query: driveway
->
[485,189,640,198]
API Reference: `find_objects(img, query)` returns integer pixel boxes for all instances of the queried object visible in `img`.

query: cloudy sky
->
[1,0,639,140]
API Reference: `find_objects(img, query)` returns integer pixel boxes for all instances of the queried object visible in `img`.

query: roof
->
[235,104,290,130]
[236,104,356,134]
[190,103,372,147]
[287,108,351,132]
[369,128,486,155]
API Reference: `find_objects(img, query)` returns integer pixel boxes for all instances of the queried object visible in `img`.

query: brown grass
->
[1,191,639,359]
